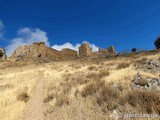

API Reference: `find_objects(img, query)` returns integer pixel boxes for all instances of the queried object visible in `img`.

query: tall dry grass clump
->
[116,62,130,70]
[17,91,30,103]
[0,65,40,120]
[126,90,160,114]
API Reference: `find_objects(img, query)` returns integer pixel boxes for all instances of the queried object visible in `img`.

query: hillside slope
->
[0,52,159,120]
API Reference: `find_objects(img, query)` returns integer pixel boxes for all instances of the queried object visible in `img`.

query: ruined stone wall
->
[99,46,116,54]
[10,41,117,61]
[10,42,78,61]
[61,48,78,60]
[0,48,7,61]
[107,46,116,54]
[11,42,50,61]
[79,43,92,57]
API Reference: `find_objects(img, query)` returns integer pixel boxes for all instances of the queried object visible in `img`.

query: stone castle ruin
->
[79,43,117,58]
[79,43,92,57]
[11,42,78,61]
[0,48,7,61]
[61,48,78,60]
[99,46,116,54]
[1,42,117,62]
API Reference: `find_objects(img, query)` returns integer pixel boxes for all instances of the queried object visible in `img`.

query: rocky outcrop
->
[137,59,160,73]
[79,43,92,57]
[131,73,160,92]
[0,48,7,61]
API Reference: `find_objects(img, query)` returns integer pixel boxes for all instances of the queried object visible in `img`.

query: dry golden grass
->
[43,54,160,119]
[98,69,110,78]
[0,64,41,120]
[17,91,30,103]
[0,52,159,120]
[87,65,98,71]
[126,90,160,114]
[81,80,104,97]
[116,62,130,70]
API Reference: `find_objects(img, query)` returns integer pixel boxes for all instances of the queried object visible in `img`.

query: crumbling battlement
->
[61,48,78,60]
[10,42,78,61]
[78,43,116,58]
[10,42,117,61]
[79,43,92,57]
[99,46,116,54]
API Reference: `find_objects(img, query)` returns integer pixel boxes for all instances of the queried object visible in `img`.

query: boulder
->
[131,73,160,92]
[137,59,160,73]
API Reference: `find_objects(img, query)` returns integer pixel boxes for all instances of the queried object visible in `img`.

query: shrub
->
[136,57,147,64]
[56,95,69,106]
[126,90,160,114]
[81,80,105,97]
[88,66,97,70]
[154,36,160,49]
[81,82,100,97]
[86,72,99,79]
[86,69,109,79]
[44,91,55,103]
[117,63,130,70]
[17,91,29,103]
[96,85,121,112]
[138,79,148,86]
[132,48,136,52]
[98,69,110,78]
[99,85,120,102]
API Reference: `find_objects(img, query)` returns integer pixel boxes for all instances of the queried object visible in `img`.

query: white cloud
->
[5,26,99,57]
[52,41,99,52]
[82,41,99,52]
[52,42,81,51]
[5,27,49,56]
[0,20,4,40]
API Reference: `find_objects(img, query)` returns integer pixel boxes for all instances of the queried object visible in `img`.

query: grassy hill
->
[0,52,159,120]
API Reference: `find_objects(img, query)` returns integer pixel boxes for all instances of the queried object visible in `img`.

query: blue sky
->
[0,0,160,55]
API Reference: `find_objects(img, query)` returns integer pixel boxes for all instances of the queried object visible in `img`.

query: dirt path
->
[23,71,45,120]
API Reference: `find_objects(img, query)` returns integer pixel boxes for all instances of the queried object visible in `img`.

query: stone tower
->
[107,46,116,54]
[0,48,7,61]
[79,43,92,57]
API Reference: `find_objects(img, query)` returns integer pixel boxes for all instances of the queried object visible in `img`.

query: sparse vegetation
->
[116,62,130,69]
[136,57,147,64]
[0,65,40,120]
[98,69,110,78]
[138,78,148,86]
[126,90,160,114]
[56,95,69,106]
[81,81,101,97]
[132,48,136,52]
[0,52,160,120]
[17,91,30,103]
[96,84,120,111]
[154,36,160,49]
[88,65,97,70]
